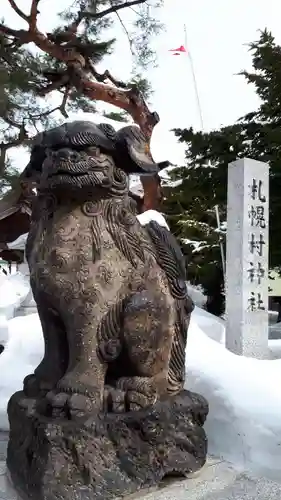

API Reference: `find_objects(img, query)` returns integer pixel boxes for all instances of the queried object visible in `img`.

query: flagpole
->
[182,26,226,286]
[183,24,204,131]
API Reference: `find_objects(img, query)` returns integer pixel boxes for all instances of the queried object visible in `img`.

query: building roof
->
[0,185,33,220]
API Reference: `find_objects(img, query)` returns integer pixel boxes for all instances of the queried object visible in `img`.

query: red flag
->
[169,45,186,55]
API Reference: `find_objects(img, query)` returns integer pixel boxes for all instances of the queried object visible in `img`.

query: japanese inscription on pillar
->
[247,178,268,312]
[226,158,269,358]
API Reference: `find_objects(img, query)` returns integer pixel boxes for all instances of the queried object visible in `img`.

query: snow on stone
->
[136,210,170,230]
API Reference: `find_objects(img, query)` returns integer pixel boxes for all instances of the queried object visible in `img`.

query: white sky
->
[2,0,281,169]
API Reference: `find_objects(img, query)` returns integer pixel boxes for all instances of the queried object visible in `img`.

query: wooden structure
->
[0,186,34,265]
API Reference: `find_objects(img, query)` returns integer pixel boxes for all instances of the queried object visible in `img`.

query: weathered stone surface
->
[226,158,269,358]
[7,120,208,500]
[7,389,208,500]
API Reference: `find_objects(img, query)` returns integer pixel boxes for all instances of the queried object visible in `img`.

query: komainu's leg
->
[46,302,107,417]
[117,288,175,411]
[24,299,68,397]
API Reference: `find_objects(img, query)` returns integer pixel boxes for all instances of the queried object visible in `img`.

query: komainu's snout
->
[20,120,168,196]
[40,145,115,193]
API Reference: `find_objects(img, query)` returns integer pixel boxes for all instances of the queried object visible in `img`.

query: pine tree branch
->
[29,89,70,119]
[84,0,147,21]
[1,123,29,153]
[46,1,148,43]
[29,0,41,32]
[1,99,70,155]
[7,0,29,22]
[87,64,128,89]
[3,116,23,129]
[0,23,29,39]
[0,0,159,138]
[113,8,135,57]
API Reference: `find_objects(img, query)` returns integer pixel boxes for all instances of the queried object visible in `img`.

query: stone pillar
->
[225,158,269,358]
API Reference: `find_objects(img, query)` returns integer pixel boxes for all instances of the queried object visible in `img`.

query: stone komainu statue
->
[22,120,193,415]
[7,121,208,500]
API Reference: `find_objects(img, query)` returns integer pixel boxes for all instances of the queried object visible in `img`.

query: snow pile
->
[187,284,206,309]
[0,272,30,320]
[186,326,281,481]
[0,307,281,482]
[0,315,9,348]
[0,314,43,427]
[191,306,224,343]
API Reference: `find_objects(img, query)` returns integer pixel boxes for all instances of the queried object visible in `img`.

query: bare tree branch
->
[29,0,41,32]
[7,0,29,22]
[0,23,29,39]
[54,0,147,44]
[84,0,147,21]
[113,8,135,57]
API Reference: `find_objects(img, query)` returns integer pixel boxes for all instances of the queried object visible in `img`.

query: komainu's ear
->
[114,125,170,175]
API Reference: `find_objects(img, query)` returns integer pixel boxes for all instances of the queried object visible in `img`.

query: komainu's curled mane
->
[21,120,194,417]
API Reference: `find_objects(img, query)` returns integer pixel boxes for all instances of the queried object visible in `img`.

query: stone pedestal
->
[7,390,208,500]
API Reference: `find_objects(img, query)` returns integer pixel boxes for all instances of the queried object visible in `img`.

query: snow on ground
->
[186,325,281,482]
[0,313,43,427]
[1,243,281,481]
[0,272,30,320]
[0,303,281,481]
[187,284,206,309]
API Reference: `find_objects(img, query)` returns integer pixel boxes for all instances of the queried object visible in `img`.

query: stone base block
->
[7,389,208,500]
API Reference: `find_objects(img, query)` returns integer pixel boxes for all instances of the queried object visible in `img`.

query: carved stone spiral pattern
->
[107,167,128,197]
[102,198,157,269]
[97,301,124,362]
[82,201,102,217]
[145,220,194,393]
[97,123,117,143]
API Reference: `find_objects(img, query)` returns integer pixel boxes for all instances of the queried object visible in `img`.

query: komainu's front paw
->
[116,376,157,412]
[23,374,54,398]
[45,390,96,419]
[103,386,126,413]
[43,373,103,419]
[125,390,156,412]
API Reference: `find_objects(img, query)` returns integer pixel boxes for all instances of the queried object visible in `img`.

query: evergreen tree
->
[0,0,163,192]
[163,29,281,315]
